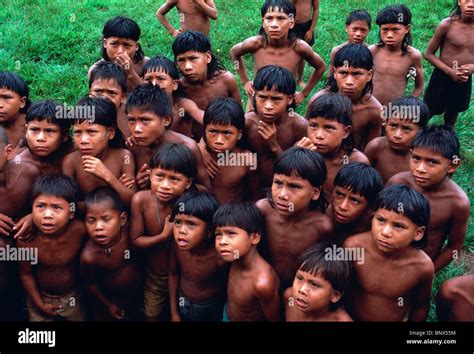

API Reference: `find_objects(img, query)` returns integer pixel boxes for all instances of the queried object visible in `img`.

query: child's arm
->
[433,198,470,272]
[363,138,379,166]
[194,0,218,20]
[180,98,204,125]
[303,0,320,43]
[410,49,424,98]
[156,0,181,37]
[408,261,434,321]
[294,43,326,104]
[230,37,261,97]
[255,275,281,321]
[168,245,181,321]
[224,72,243,107]
[187,141,212,189]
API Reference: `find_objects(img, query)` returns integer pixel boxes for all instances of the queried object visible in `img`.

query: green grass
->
[0,0,472,321]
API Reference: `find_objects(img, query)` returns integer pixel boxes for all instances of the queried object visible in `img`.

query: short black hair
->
[307,93,354,155]
[0,71,31,114]
[203,97,245,130]
[272,147,328,213]
[259,0,297,44]
[172,31,225,80]
[253,65,296,111]
[374,184,430,248]
[89,61,127,93]
[125,84,173,121]
[32,174,80,206]
[387,96,430,127]
[376,5,412,53]
[101,16,144,63]
[295,242,353,304]
[411,125,460,162]
[75,96,125,149]
[141,56,185,99]
[149,143,197,179]
[212,201,264,236]
[85,186,124,214]
[171,190,220,226]
[334,162,383,207]
[327,44,373,97]
[346,9,371,28]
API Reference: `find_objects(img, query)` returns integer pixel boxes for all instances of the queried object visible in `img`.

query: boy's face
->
[255,88,293,122]
[307,117,351,155]
[173,214,208,251]
[384,117,419,151]
[334,66,372,100]
[459,0,474,18]
[32,194,73,235]
[26,120,66,157]
[345,20,370,44]
[85,200,126,247]
[103,37,138,62]
[0,88,26,122]
[379,24,409,47]
[409,147,458,188]
[89,78,125,110]
[127,109,171,146]
[292,269,342,313]
[0,142,14,172]
[215,225,259,262]
[272,172,321,216]
[371,208,425,253]
[73,121,114,156]
[331,186,368,224]
[176,51,211,83]
[150,167,192,203]
[143,69,178,97]
[262,9,295,40]
[205,123,241,153]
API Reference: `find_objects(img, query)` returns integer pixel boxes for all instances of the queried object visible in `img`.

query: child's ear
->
[414,226,425,242]
[19,96,26,109]
[250,232,261,245]
[205,51,212,64]
[172,79,179,92]
[311,186,321,201]
[120,94,126,107]
[185,178,193,190]
[448,156,461,174]
[103,38,108,49]
[5,144,14,161]
[163,115,172,128]
[330,289,343,304]
[120,212,128,227]
[367,69,373,82]
[343,125,352,139]
[107,127,116,140]
[287,95,294,107]
[237,130,243,140]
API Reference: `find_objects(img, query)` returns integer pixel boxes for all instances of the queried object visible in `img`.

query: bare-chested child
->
[244,65,307,189]
[125,84,210,190]
[130,143,196,321]
[0,71,31,152]
[329,163,383,244]
[424,0,474,126]
[89,61,130,138]
[284,243,353,321]
[0,127,14,237]
[256,147,333,289]
[387,126,470,272]
[214,202,280,321]
[141,56,203,140]
[63,97,136,207]
[172,31,241,140]
[329,10,371,76]
[156,0,218,37]
[89,16,149,94]
[364,96,430,183]
[0,100,73,221]
[308,44,382,151]
[18,174,87,321]
[291,0,320,87]
[201,98,259,203]
[344,184,434,321]
[436,274,474,321]
[169,191,228,321]
[231,0,325,109]
[370,4,424,106]
[81,187,143,321]
[296,93,369,195]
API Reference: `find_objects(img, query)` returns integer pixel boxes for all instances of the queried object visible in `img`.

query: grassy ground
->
[0,0,472,321]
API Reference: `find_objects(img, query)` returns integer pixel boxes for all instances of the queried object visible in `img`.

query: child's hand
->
[171,312,181,322]
[82,156,113,182]
[125,136,138,148]
[119,173,135,189]
[136,164,151,190]
[40,303,62,317]
[107,303,125,320]
[448,68,468,83]
[198,140,219,178]
[115,52,133,73]
[258,120,278,148]
[294,91,306,105]
[295,137,316,151]
[12,213,35,241]
[244,81,255,97]
[304,30,314,43]
[0,213,15,237]
[460,64,473,76]
[172,29,182,38]
[161,215,174,241]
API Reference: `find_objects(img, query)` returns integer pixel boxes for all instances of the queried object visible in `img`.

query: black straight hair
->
[307,93,355,155]
[272,147,328,213]
[259,0,298,45]
[25,99,73,136]
[101,16,145,64]
[149,143,197,179]
[125,84,173,122]
[171,190,220,226]
[75,96,125,149]
[389,96,430,127]
[346,9,372,28]
[411,125,460,161]
[375,5,412,53]
[141,56,185,99]
[253,65,296,111]
[172,31,225,80]
[334,162,383,207]
[212,201,264,236]
[85,186,124,214]
[32,174,80,206]
[0,71,31,114]
[374,184,430,249]
[89,61,127,93]
[203,97,245,130]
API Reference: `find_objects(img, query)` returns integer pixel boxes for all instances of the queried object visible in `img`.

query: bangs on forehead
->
[299,260,326,278]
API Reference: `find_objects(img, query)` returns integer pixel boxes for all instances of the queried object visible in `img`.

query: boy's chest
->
[213,162,248,187]
[38,240,82,266]
[253,48,302,76]
[143,199,170,235]
[446,23,474,52]
[247,122,298,153]
[179,251,220,281]
[76,158,123,192]
[373,52,413,78]
[184,80,228,111]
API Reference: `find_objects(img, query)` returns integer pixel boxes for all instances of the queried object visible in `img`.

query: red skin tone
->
[436,275,474,321]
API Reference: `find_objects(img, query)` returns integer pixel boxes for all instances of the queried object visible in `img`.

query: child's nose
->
[339,198,350,211]
[36,131,46,141]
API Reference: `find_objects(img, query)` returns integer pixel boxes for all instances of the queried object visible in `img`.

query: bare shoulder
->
[294,38,314,53]
[69,219,87,238]
[219,70,238,85]
[237,35,263,52]
[411,249,435,278]
[387,171,412,185]
[407,46,422,59]
[308,88,330,106]
[131,190,150,208]
[254,260,279,298]
[364,136,386,156]
[335,307,353,322]
[283,287,292,303]
[80,240,97,266]
[369,44,379,55]
[255,198,272,214]
[350,149,370,164]
[447,180,470,211]
[63,151,81,164]
[436,17,453,33]
[343,231,370,248]
[245,111,260,128]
